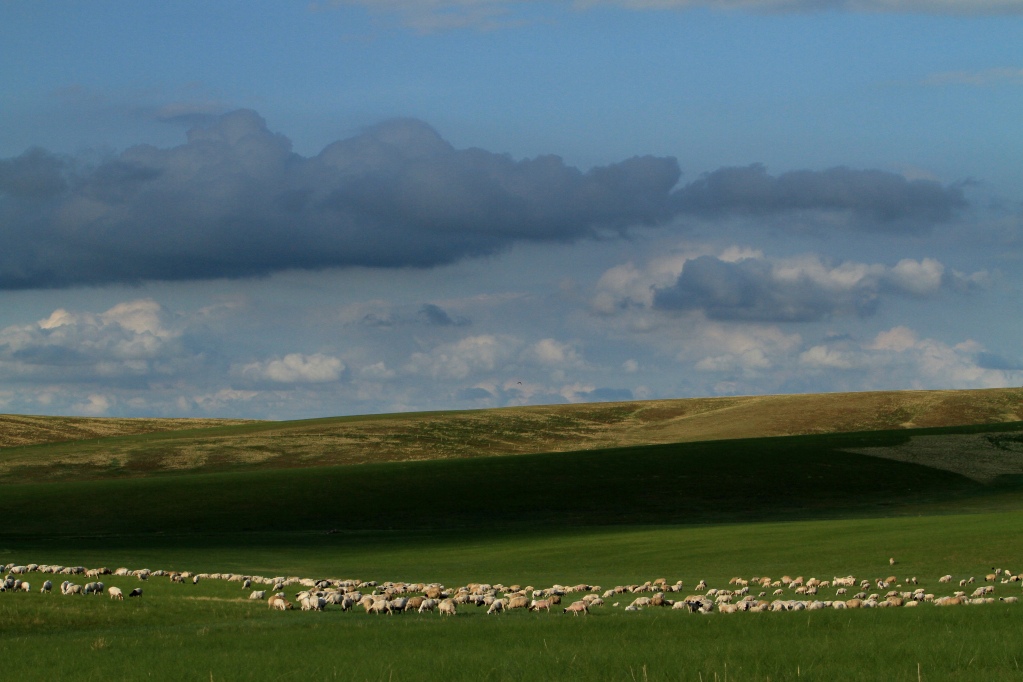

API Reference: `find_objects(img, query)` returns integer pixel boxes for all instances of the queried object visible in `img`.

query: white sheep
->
[108,587,123,600]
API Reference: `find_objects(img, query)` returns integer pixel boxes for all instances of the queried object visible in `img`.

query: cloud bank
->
[673,164,966,226]
[0,110,680,289]
[0,110,966,290]
[595,248,982,322]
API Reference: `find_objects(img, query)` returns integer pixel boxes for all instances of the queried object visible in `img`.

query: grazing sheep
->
[418,599,438,614]
[487,599,507,615]
[40,581,52,594]
[129,588,143,598]
[507,596,530,610]
[108,587,123,600]
[529,599,552,613]
[563,601,589,616]
[248,590,266,600]
[438,599,457,616]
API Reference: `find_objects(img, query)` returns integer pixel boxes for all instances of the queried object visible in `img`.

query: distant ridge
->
[0,387,1021,482]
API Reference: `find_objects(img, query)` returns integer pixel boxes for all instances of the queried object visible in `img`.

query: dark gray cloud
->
[674,164,966,227]
[0,109,970,289]
[0,109,681,289]
[653,255,869,322]
[652,254,961,322]
[0,148,67,199]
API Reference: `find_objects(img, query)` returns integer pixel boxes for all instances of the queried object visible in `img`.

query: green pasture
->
[4,421,1023,679]
[5,512,1023,680]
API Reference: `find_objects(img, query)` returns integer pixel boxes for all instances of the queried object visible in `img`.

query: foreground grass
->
[5,511,1023,680]
[4,596,1023,681]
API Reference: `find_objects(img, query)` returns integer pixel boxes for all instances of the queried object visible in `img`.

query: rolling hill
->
[1,387,1022,482]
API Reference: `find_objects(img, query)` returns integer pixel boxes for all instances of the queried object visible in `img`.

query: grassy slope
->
[2,423,1023,541]
[3,387,1023,482]
[0,413,255,449]
[0,423,1010,539]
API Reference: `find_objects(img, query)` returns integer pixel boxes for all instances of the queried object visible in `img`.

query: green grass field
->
[4,392,1023,679]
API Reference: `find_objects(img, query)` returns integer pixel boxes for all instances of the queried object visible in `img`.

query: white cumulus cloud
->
[237,353,345,383]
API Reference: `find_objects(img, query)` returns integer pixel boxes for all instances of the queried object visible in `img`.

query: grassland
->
[6,512,1023,680]
[4,389,1023,679]
[3,386,1023,483]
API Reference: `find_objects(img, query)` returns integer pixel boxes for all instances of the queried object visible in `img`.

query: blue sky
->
[1,1,1021,418]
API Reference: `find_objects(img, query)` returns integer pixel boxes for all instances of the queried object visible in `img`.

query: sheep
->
[562,601,589,616]
[301,596,327,612]
[438,599,457,616]
[487,599,507,614]
[368,599,392,615]
[108,587,123,600]
[128,588,143,598]
[40,581,52,594]
[418,598,438,613]
[507,596,531,610]
[528,599,552,613]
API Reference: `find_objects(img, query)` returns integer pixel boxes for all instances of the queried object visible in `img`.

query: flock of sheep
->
[4,560,1023,616]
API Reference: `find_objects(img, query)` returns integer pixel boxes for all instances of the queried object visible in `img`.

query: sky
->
[0,1,1021,419]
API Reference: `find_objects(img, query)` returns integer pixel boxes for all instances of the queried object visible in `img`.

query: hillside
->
[0,413,257,449]
[6,425,1023,540]
[1,387,1022,482]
